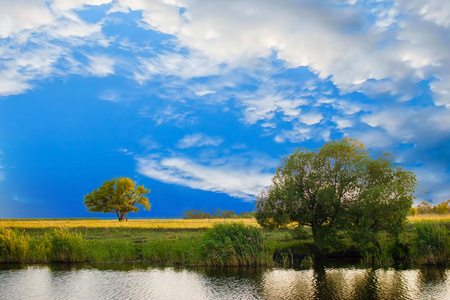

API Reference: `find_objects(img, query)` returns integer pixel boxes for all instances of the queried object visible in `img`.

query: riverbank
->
[1,217,449,266]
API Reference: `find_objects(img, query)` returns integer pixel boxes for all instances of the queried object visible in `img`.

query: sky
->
[1,0,450,219]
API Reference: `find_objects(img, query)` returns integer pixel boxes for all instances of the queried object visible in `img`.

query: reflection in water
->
[0,264,449,299]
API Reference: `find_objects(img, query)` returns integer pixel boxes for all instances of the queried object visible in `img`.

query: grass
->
[408,214,450,222]
[1,216,450,266]
[201,223,270,266]
[0,218,258,231]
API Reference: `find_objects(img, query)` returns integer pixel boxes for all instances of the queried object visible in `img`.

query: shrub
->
[0,228,30,263]
[289,227,310,240]
[414,221,447,264]
[47,228,87,263]
[200,223,267,266]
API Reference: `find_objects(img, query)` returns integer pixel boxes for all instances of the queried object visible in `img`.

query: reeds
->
[0,227,87,263]
[0,228,30,263]
[47,228,87,263]
[414,221,448,265]
[200,222,271,266]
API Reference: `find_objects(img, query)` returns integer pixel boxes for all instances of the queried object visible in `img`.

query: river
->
[0,263,449,299]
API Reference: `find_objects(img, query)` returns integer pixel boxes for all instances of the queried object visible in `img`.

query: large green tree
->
[256,138,417,251]
[84,177,151,221]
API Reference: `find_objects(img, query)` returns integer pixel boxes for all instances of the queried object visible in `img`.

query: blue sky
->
[1,0,449,218]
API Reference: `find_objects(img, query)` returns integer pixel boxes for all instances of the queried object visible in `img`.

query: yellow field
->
[2,214,448,230]
[0,218,259,230]
[408,214,450,222]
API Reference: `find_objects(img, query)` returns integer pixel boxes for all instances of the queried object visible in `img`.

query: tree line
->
[180,208,255,219]
[411,200,450,216]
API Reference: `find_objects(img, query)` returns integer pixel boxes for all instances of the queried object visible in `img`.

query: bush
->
[47,228,87,263]
[0,228,30,263]
[414,221,448,264]
[289,227,310,240]
[201,223,267,266]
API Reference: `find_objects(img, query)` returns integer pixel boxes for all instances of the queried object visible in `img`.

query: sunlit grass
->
[0,218,259,230]
[408,215,450,222]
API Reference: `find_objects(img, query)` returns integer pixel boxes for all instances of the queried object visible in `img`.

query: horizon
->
[1,0,449,219]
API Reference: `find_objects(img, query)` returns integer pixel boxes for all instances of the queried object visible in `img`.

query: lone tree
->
[256,138,417,251]
[84,177,151,221]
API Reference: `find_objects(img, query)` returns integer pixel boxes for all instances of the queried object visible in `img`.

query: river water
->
[0,263,449,299]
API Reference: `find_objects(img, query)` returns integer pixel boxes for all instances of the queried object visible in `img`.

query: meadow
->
[1,216,449,266]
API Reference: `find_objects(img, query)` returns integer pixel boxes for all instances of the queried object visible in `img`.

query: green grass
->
[1,218,450,266]
[200,222,270,266]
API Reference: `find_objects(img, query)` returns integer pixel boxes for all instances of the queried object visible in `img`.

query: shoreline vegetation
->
[0,216,449,267]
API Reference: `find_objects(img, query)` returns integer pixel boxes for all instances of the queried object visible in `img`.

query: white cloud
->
[0,1,113,97]
[135,51,223,83]
[136,154,274,200]
[0,43,66,96]
[86,55,116,77]
[413,167,450,204]
[139,105,197,126]
[177,134,223,149]
[396,0,450,28]
[299,112,323,126]
[332,116,354,129]
[0,0,54,38]
[51,0,113,14]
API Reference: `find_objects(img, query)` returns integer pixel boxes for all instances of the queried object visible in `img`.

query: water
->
[0,263,449,299]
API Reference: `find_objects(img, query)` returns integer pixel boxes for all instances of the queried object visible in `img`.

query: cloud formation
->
[1,0,450,206]
[177,134,223,149]
[136,153,274,200]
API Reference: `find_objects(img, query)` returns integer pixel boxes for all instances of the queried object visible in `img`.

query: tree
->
[410,207,418,217]
[434,201,449,215]
[256,138,417,251]
[417,201,432,214]
[84,177,151,221]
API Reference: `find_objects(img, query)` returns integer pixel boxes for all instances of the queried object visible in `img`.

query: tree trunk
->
[311,224,321,254]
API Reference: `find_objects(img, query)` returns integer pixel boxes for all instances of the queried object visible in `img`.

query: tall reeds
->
[414,221,448,264]
[47,228,87,263]
[200,222,270,266]
[0,228,30,263]
[0,227,87,263]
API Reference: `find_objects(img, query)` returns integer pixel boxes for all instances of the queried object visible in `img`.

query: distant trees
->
[256,138,417,251]
[181,208,255,219]
[413,200,450,216]
[84,177,151,221]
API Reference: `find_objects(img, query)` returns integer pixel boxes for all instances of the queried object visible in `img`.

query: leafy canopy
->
[256,138,417,251]
[84,177,151,221]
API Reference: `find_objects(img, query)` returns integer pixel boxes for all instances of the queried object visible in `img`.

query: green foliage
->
[289,226,311,240]
[410,207,418,217]
[417,201,433,214]
[434,201,450,215]
[200,223,267,266]
[414,221,448,264]
[0,228,30,263]
[47,228,87,263]
[181,207,255,219]
[256,138,417,252]
[84,177,151,221]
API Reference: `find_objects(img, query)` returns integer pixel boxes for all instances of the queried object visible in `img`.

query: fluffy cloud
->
[0,0,54,38]
[136,154,274,200]
[0,0,112,96]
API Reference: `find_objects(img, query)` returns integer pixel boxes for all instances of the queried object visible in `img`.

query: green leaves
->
[256,138,418,252]
[84,177,151,221]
